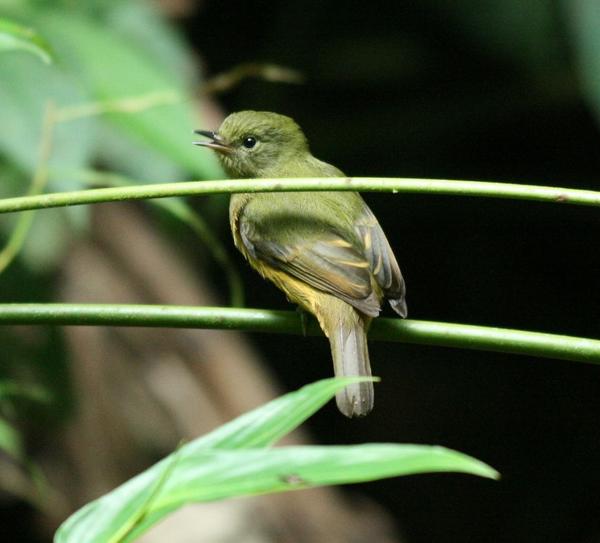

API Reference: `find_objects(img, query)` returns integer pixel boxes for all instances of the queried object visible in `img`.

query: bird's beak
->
[193,130,232,154]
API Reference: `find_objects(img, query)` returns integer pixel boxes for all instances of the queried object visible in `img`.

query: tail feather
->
[329,317,373,418]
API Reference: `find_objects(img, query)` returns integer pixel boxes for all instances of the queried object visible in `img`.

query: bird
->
[194,111,406,417]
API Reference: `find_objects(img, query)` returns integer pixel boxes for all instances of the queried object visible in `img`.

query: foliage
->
[0,17,53,64]
[0,0,221,271]
[55,378,497,543]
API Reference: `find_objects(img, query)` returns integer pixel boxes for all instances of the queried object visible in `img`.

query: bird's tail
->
[327,312,373,418]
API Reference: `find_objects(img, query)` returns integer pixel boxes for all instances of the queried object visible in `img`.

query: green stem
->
[0,304,598,365]
[0,101,57,273]
[0,178,599,214]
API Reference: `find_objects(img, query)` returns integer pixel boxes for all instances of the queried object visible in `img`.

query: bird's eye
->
[242,136,257,149]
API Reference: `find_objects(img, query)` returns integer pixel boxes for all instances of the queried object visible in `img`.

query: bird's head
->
[194,110,309,178]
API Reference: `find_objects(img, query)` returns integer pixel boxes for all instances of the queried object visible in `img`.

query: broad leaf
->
[55,378,498,543]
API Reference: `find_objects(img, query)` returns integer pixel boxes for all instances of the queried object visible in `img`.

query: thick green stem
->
[0,304,598,365]
[0,178,599,214]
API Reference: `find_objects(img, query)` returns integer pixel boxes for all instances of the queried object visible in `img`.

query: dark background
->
[185,2,600,542]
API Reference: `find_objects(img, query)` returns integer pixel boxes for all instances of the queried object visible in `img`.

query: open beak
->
[193,130,232,154]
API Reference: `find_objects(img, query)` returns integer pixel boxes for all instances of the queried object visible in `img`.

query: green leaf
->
[0,38,94,271]
[104,445,184,543]
[55,378,497,543]
[195,376,374,450]
[128,444,497,543]
[54,377,364,541]
[0,57,94,186]
[0,1,223,271]
[36,9,222,181]
[92,119,185,183]
[0,18,53,64]
[105,1,197,87]
[0,416,23,460]
[0,379,51,403]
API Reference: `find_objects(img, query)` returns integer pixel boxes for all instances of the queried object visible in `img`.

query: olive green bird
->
[194,111,406,417]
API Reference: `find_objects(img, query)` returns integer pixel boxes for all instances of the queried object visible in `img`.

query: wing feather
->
[237,192,406,318]
[240,218,381,316]
[355,208,407,317]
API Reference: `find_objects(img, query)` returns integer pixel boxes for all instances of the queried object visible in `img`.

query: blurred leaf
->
[105,0,197,87]
[0,416,23,460]
[566,0,600,123]
[0,54,94,188]
[93,122,185,182]
[0,379,51,403]
[105,444,184,543]
[0,1,225,271]
[0,38,94,270]
[0,17,53,64]
[0,101,59,275]
[55,378,498,542]
[36,9,222,181]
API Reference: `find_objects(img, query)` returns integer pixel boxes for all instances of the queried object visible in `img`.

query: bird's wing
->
[355,207,407,317]
[239,214,382,317]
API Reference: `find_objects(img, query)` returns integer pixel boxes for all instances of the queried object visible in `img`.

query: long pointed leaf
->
[54,377,370,542]
[193,376,375,450]
[57,443,497,542]
[125,444,497,541]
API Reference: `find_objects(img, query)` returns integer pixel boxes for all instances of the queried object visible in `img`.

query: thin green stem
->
[0,91,198,273]
[0,101,57,273]
[0,178,599,214]
[0,304,598,365]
